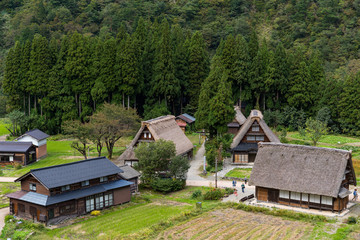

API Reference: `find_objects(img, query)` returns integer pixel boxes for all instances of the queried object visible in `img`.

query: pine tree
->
[234,34,250,106]
[19,40,32,114]
[188,31,209,113]
[308,51,325,114]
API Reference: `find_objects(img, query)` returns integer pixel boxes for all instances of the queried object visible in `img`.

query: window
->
[252,126,259,132]
[309,194,321,203]
[144,133,147,138]
[18,203,25,212]
[234,154,248,163]
[60,204,75,214]
[81,180,89,187]
[255,135,264,141]
[104,193,113,207]
[86,196,95,212]
[301,193,309,201]
[61,185,70,191]
[290,192,301,200]
[321,196,333,205]
[279,190,289,199]
[29,183,36,191]
[247,136,256,141]
[0,156,10,162]
[100,176,108,183]
[95,193,104,209]
[149,133,152,138]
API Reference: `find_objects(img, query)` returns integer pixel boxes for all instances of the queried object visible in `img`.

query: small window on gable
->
[252,125,259,132]
[253,111,258,116]
[144,133,147,138]
[149,133,152,138]
[81,180,89,187]
[100,176,108,182]
[29,183,36,191]
[247,135,256,141]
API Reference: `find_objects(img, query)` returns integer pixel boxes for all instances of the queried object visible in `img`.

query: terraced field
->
[157,208,313,240]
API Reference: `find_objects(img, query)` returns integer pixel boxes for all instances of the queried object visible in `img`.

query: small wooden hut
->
[176,113,196,132]
[115,115,194,166]
[249,143,357,212]
[230,110,280,164]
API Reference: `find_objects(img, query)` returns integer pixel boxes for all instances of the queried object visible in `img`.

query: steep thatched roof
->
[230,110,280,149]
[115,115,193,164]
[249,143,357,198]
[234,106,246,125]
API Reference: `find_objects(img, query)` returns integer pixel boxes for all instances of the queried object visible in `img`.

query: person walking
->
[241,183,245,193]
[352,189,358,201]
[244,177,248,184]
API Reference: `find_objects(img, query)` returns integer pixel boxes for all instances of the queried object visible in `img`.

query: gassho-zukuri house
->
[249,143,356,213]
[116,115,194,166]
[227,106,246,135]
[7,157,133,223]
[230,109,280,164]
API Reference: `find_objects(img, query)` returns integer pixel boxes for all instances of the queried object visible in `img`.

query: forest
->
[1,0,360,135]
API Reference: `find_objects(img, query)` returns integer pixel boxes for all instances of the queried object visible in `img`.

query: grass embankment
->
[224,168,252,179]
[0,118,10,136]
[186,132,204,156]
[2,136,132,177]
[0,182,20,208]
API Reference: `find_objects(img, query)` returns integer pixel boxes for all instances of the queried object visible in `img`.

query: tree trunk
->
[23,96,25,114]
[28,94,31,116]
[34,95,37,112]
[128,95,130,109]
[79,97,82,117]
[255,95,260,110]
[40,97,43,116]
[93,100,96,111]
[122,93,125,108]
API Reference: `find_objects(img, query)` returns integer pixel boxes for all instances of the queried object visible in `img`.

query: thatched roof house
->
[230,109,280,164]
[227,106,246,134]
[115,115,193,166]
[250,142,356,212]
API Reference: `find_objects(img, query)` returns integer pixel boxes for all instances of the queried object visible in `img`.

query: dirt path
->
[0,177,17,183]
[0,207,9,232]
[186,142,207,182]
[0,134,8,141]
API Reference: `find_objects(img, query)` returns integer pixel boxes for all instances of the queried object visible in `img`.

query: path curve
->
[0,177,17,183]
[0,207,9,232]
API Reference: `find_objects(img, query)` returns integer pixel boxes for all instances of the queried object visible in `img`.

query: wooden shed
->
[230,110,280,164]
[16,129,50,159]
[249,143,357,213]
[115,115,194,166]
[0,141,36,166]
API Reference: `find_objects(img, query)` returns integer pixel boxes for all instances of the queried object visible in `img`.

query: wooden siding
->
[240,120,270,144]
[21,175,50,196]
[256,187,268,201]
[37,144,47,159]
[10,199,47,222]
[113,186,131,205]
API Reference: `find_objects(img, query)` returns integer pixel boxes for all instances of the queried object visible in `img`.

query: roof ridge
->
[30,156,108,172]
[144,115,174,125]
[259,142,351,154]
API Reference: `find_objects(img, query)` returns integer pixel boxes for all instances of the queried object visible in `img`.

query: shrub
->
[12,230,30,240]
[347,216,357,224]
[14,163,22,170]
[224,188,234,195]
[151,178,185,193]
[4,215,14,223]
[203,188,224,200]
[191,189,202,199]
[90,210,101,216]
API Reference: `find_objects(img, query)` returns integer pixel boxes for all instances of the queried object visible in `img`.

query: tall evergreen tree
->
[188,31,209,113]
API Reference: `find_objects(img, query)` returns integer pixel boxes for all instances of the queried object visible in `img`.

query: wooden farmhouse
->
[7,157,133,224]
[249,143,357,213]
[16,129,50,159]
[118,165,141,193]
[0,142,36,165]
[227,106,246,135]
[230,110,280,164]
[116,115,194,166]
[175,113,196,132]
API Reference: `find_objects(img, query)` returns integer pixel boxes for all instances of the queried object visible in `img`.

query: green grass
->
[225,168,252,179]
[0,182,20,208]
[288,132,360,145]
[0,118,10,136]
[186,132,204,155]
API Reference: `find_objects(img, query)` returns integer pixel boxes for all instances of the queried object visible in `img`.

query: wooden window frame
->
[29,183,37,192]
[81,180,89,187]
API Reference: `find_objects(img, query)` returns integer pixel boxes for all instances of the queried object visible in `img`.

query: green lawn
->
[186,132,204,155]
[288,132,360,145]
[225,168,252,179]
[0,118,10,136]
[2,137,131,177]
[0,182,20,208]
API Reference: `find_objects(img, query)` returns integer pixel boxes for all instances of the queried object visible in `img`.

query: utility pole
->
[215,142,223,189]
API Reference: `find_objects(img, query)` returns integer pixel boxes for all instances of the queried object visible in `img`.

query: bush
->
[224,188,234,195]
[203,188,224,200]
[0,169,3,176]
[151,178,185,193]
[14,163,22,170]
[90,210,101,216]
[12,230,30,240]
[347,216,357,224]
[191,189,202,199]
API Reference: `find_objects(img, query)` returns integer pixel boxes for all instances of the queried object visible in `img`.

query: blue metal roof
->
[182,113,195,122]
[17,157,124,189]
[17,179,133,206]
